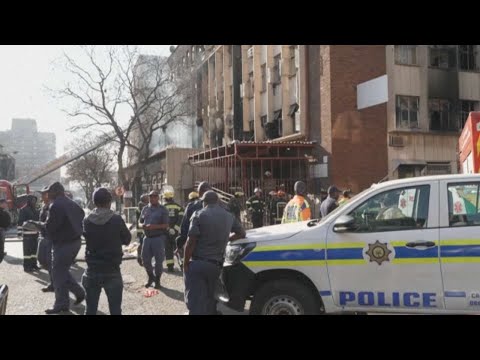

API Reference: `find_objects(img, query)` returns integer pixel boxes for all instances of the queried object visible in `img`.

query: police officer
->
[39,186,54,292]
[140,190,169,289]
[18,194,40,272]
[177,182,212,256]
[246,188,265,229]
[0,199,11,264]
[136,194,149,267]
[228,191,244,221]
[184,191,245,315]
[320,185,341,218]
[162,190,184,272]
[282,181,312,224]
[45,182,85,314]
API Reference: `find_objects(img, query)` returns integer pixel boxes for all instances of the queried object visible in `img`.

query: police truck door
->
[325,182,443,312]
[439,179,480,312]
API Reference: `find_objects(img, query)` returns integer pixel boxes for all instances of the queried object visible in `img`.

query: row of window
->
[395,45,479,71]
[348,182,480,233]
[395,95,478,131]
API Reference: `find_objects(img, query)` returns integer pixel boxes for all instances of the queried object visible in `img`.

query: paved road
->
[0,236,246,315]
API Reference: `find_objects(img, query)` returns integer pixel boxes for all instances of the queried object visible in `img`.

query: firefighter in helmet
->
[163,189,184,272]
[246,188,265,229]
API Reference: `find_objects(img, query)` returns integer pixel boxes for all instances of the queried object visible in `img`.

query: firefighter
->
[282,181,312,224]
[246,188,265,229]
[163,190,184,272]
[18,194,40,272]
[136,194,149,267]
[186,191,199,208]
[228,191,244,221]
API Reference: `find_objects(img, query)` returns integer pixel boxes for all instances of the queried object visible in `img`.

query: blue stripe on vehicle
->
[444,291,466,298]
[243,249,325,262]
[319,291,332,296]
[440,245,480,258]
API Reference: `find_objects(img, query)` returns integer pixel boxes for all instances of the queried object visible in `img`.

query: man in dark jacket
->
[0,199,11,264]
[18,195,40,272]
[320,185,340,218]
[45,182,86,314]
[82,188,131,315]
[39,186,54,292]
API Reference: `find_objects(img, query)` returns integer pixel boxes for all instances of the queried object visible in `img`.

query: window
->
[396,95,419,129]
[348,185,430,233]
[261,64,267,92]
[425,162,451,176]
[429,98,456,131]
[272,54,281,85]
[460,100,479,128]
[248,71,254,98]
[448,183,480,227]
[395,45,417,65]
[261,115,268,127]
[459,45,478,71]
[429,45,456,69]
[289,45,297,76]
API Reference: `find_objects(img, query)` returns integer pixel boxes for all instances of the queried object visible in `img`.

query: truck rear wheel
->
[250,279,321,315]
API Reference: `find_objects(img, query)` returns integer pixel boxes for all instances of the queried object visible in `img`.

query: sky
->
[0,45,172,158]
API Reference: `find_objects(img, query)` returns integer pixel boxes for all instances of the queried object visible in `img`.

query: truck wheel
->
[250,279,320,315]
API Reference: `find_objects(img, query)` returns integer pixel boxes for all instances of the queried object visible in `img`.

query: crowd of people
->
[0,178,354,315]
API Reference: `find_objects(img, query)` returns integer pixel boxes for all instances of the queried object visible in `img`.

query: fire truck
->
[458,111,480,174]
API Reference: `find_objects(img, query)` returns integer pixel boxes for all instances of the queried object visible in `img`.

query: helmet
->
[234,191,244,197]
[163,191,174,199]
[294,181,307,195]
[188,191,199,200]
[254,188,262,193]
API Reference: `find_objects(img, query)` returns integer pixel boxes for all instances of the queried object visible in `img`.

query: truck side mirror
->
[333,215,357,233]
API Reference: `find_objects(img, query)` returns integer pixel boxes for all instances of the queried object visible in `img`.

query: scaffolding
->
[189,140,316,198]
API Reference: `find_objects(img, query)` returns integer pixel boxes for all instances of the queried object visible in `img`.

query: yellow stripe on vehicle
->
[325,259,366,266]
[441,257,480,263]
[392,258,439,264]
[243,260,326,267]
[441,239,480,246]
[254,244,325,252]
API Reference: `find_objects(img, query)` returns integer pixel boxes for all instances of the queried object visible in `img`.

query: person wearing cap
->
[228,191,244,222]
[0,199,11,264]
[82,188,131,315]
[162,190,184,272]
[184,190,246,315]
[246,188,265,229]
[139,190,170,289]
[136,194,149,267]
[282,181,312,224]
[38,186,54,292]
[320,185,341,218]
[45,182,86,314]
[177,181,212,257]
[18,194,40,272]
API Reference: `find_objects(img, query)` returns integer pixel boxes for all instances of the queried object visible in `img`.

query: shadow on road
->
[3,254,23,265]
[161,286,184,301]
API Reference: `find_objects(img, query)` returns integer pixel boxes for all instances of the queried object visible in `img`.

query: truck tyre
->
[250,279,321,315]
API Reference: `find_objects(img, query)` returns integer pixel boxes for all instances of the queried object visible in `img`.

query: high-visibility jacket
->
[281,195,311,224]
[164,201,184,237]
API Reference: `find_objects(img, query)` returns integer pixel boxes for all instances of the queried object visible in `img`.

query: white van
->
[221,174,480,315]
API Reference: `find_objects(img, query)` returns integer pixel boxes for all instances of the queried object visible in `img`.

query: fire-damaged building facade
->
[0,146,15,181]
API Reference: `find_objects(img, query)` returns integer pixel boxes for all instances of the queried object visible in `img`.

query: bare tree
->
[66,137,114,204]
[52,45,192,193]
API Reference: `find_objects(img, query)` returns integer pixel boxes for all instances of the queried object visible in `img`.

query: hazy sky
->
[0,45,172,157]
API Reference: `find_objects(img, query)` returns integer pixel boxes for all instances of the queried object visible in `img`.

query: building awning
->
[392,160,427,172]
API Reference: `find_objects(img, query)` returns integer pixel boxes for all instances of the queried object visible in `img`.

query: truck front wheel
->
[250,279,321,315]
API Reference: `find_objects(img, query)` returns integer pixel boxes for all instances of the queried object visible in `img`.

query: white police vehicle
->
[221,174,480,315]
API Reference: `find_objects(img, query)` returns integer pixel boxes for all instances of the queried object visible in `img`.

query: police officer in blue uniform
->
[184,191,245,315]
[140,190,170,289]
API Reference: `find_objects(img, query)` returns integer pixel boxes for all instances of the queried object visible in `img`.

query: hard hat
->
[235,191,244,197]
[163,191,174,199]
[188,191,199,200]
[254,188,262,193]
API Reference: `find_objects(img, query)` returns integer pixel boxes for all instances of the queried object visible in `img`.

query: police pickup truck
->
[221,174,480,315]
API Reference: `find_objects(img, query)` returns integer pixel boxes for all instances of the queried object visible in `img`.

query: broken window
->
[395,45,417,65]
[396,95,419,129]
[273,54,281,85]
[274,109,282,136]
[429,98,456,131]
[429,45,456,69]
[289,45,297,76]
[459,45,479,71]
[261,64,267,92]
[248,71,254,98]
[289,103,300,133]
[261,115,268,127]
[459,100,479,128]
[425,162,451,175]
